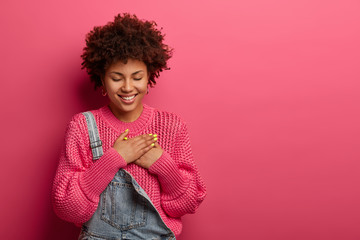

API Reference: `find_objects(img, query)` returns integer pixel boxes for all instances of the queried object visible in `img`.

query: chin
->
[119,102,142,112]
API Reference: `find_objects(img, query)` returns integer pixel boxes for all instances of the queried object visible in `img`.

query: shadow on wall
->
[44,211,81,239]
[42,147,81,240]
[43,71,108,239]
[76,71,109,111]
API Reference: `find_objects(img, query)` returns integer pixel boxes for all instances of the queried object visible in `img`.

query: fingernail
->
[124,137,128,140]
[149,133,153,136]
[153,134,157,137]
[154,138,158,141]
[151,143,155,147]
[125,129,129,132]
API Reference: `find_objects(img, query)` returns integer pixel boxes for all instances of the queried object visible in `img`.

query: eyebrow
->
[110,70,144,76]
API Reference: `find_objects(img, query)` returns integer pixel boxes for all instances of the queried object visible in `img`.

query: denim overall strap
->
[82,111,103,160]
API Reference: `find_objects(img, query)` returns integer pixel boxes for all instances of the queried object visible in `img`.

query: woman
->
[52,13,206,239]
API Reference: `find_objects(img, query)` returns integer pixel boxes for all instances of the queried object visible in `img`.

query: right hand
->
[112,130,157,164]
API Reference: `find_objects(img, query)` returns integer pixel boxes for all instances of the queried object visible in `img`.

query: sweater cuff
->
[79,148,127,201]
[149,151,189,200]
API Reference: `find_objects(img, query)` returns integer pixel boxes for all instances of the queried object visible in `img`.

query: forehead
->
[107,59,147,74]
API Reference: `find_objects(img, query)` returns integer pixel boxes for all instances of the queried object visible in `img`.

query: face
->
[102,58,149,122]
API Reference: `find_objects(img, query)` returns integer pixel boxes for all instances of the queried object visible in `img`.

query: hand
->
[135,142,163,169]
[113,130,157,164]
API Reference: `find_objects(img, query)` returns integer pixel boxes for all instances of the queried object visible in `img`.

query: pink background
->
[1,0,360,239]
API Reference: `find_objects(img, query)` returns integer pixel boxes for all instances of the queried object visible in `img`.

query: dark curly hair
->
[81,13,173,89]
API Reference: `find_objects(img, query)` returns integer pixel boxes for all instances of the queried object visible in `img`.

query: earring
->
[102,88,107,96]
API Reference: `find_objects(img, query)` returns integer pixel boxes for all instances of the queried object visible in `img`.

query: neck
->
[108,103,144,122]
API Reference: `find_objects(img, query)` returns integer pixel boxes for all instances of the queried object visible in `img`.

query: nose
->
[121,79,133,92]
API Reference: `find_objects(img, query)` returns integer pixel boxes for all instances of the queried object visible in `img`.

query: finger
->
[147,133,158,142]
[134,134,157,146]
[131,134,151,142]
[148,133,158,139]
[141,142,156,154]
[136,139,154,152]
[118,129,129,140]
[146,136,158,146]
[146,134,157,141]
[139,133,157,140]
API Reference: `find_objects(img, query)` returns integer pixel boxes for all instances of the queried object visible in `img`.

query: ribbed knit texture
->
[52,104,207,237]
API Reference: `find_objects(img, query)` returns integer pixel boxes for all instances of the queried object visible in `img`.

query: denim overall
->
[79,112,176,240]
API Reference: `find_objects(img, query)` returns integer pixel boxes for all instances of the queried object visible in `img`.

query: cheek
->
[106,82,119,93]
[138,82,148,93]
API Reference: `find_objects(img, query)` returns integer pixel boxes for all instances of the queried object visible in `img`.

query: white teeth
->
[121,95,135,100]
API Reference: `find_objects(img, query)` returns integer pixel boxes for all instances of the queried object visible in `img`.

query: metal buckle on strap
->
[90,140,102,149]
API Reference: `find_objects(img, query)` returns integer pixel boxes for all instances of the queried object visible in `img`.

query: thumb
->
[118,129,129,139]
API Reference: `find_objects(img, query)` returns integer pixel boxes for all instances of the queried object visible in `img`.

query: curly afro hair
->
[81,13,173,89]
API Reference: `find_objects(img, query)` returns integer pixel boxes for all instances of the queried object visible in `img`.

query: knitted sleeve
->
[149,120,207,218]
[51,115,127,225]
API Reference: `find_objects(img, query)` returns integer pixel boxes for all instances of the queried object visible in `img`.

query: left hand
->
[134,142,163,169]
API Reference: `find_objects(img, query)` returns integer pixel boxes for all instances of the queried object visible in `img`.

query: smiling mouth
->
[119,94,136,100]
[118,94,138,102]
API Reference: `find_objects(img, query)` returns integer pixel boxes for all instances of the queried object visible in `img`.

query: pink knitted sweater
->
[52,104,206,237]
